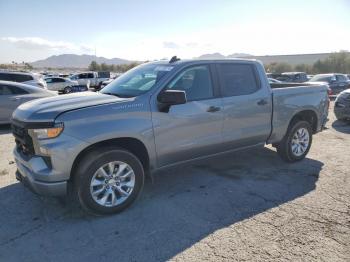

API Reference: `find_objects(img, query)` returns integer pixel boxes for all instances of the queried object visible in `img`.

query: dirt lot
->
[0,102,349,262]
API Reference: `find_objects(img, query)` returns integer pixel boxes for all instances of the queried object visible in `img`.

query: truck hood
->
[13,92,131,123]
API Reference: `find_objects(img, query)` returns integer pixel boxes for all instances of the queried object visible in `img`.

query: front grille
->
[11,124,35,156]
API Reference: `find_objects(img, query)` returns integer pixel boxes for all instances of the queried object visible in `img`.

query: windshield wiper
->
[102,92,119,97]
[102,92,134,98]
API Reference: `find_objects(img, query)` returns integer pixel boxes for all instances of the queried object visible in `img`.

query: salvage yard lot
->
[0,102,349,262]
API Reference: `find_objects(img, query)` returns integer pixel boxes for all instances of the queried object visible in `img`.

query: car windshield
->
[310,75,333,82]
[100,63,174,97]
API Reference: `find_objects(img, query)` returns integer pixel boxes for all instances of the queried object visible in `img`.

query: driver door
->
[152,65,224,167]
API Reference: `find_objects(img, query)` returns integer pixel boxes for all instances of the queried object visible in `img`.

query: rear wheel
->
[277,120,312,162]
[64,86,72,94]
[74,148,144,215]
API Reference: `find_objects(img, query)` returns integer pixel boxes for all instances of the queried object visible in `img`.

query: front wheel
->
[277,120,313,162]
[74,148,145,215]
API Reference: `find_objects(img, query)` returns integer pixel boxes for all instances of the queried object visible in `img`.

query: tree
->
[312,51,350,74]
[100,63,110,71]
[266,62,292,73]
[294,64,312,73]
[24,63,33,70]
[88,61,100,71]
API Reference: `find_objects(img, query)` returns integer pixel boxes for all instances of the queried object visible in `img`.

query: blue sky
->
[0,0,349,62]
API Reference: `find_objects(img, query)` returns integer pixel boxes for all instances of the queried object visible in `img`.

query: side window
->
[10,86,28,94]
[337,75,346,82]
[52,78,63,83]
[0,85,27,95]
[218,63,260,97]
[167,65,214,101]
[13,74,33,82]
[45,78,53,83]
[78,73,87,79]
[87,73,94,78]
[0,73,12,81]
[0,85,12,95]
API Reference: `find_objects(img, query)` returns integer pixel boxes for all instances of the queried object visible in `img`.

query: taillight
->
[327,88,332,96]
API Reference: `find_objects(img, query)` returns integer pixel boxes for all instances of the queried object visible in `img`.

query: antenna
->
[169,56,180,63]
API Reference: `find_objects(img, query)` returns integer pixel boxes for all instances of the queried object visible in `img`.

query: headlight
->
[29,123,64,140]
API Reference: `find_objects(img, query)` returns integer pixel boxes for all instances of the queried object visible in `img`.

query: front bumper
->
[14,148,67,196]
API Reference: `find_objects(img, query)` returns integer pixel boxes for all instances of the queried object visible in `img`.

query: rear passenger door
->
[0,85,27,122]
[336,75,349,92]
[216,62,272,150]
[153,64,224,167]
[53,78,66,90]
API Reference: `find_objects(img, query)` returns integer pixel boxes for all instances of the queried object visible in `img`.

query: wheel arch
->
[288,109,318,133]
[70,137,150,181]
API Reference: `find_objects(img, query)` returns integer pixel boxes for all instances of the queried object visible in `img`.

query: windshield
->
[100,63,174,97]
[310,75,333,83]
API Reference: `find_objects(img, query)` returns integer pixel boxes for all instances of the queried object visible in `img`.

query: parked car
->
[0,81,55,124]
[334,89,350,121]
[12,58,329,215]
[45,77,78,93]
[70,71,110,90]
[309,74,350,95]
[0,71,47,89]
[99,78,114,90]
[307,75,314,80]
[280,72,308,83]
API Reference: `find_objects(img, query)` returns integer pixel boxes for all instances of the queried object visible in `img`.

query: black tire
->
[277,120,313,163]
[64,86,72,94]
[74,147,144,215]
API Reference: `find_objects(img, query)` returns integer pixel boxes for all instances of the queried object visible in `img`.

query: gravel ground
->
[0,102,349,262]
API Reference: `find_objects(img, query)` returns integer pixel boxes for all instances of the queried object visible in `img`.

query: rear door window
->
[10,86,28,94]
[217,63,260,97]
[336,75,347,82]
[78,73,88,79]
[0,73,12,81]
[0,85,27,95]
[12,74,33,82]
[0,85,12,95]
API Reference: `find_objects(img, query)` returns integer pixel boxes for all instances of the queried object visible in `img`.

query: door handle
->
[10,97,21,101]
[257,99,268,106]
[207,106,221,113]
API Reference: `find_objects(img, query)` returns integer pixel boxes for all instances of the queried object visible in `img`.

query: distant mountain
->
[227,53,252,58]
[197,53,227,59]
[31,54,132,68]
[197,52,337,65]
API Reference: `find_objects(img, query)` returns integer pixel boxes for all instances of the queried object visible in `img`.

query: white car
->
[0,71,47,89]
[45,77,78,93]
[70,71,110,90]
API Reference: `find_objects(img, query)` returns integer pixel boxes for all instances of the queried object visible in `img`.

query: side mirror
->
[157,90,187,112]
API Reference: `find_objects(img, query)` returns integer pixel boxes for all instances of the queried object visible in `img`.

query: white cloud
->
[163,41,180,49]
[1,37,93,53]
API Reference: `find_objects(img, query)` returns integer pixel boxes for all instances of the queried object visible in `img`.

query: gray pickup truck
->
[12,58,329,214]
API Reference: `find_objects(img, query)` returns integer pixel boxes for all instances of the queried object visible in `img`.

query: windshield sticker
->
[154,66,174,72]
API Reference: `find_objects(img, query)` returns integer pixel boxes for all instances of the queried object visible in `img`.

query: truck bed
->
[268,83,329,144]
